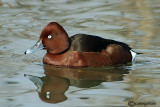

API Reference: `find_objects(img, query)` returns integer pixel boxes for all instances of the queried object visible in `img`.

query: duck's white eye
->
[48,35,52,39]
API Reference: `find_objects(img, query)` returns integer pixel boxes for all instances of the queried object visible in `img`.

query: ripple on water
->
[0,0,160,106]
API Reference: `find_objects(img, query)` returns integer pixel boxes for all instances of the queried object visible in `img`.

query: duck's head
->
[25,22,70,54]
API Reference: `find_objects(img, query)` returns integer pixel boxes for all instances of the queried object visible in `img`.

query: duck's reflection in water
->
[25,64,130,103]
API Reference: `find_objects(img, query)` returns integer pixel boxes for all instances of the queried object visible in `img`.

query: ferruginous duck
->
[25,22,137,67]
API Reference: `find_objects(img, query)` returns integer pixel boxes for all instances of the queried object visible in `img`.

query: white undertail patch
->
[130,50,137,61]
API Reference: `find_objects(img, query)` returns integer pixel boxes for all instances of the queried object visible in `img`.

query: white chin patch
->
[130,50,137,61]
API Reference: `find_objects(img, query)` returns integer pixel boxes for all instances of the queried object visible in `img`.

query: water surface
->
[0,0,160,107]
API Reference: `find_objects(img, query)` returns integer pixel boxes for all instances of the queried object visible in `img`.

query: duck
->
[25,22,137,67]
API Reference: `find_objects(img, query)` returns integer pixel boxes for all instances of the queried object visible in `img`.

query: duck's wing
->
[70,34,131,52]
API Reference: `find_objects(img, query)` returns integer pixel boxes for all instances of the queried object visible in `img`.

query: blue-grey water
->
[0,0,160,107]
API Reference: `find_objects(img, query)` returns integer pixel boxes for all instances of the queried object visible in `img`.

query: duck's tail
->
[136,52,143,55]
[130,50,143,62]
[130,50,137,61]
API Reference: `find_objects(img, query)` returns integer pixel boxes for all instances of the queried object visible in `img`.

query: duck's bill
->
[24,40,44,54]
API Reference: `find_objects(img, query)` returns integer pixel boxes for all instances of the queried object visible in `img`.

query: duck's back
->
[70,34,131,52]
